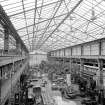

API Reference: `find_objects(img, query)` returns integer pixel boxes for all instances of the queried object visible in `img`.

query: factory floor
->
[44,76,82,105]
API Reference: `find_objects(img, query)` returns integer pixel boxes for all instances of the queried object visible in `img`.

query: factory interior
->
[1,0,105,105]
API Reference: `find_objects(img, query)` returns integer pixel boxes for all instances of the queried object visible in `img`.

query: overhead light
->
[90,16,97,22]
[90,9,97,22]
[70,27,74,32]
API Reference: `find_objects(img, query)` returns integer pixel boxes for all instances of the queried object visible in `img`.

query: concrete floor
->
[31,75,82,105]
[44,77,82,105]
[53,96,77,105]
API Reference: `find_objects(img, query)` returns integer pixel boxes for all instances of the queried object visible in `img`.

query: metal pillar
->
[4,26,9,54]
[20,45,22,56]
[69,58,72,73]
[80,58,84,77]
[16,40,20,55]
[98,59,103,90]
[16,40,22,55]
[0,67,2,104]
[97,59,104,105]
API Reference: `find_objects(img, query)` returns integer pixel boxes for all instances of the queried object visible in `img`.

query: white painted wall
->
[29,54,47,66]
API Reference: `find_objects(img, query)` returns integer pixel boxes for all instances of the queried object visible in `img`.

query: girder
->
[36,0,84,50]
[16,13,67,31]
[9,1,60,17]
[1,0,105,52]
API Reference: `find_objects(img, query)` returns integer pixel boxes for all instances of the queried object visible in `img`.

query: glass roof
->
[1,0,105,52]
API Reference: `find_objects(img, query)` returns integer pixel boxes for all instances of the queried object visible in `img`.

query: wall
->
[50,39,105,57]
[29,54,47,66]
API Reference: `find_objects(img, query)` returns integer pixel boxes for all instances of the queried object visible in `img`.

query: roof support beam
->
[40,42,70,52]
[22,32,75,44]
[36,0,63,48]
[9,1,60,17]
[58,29,85,43]
[40,36,72,48]
[21,24,56,37]
[32,0,37,50]
[74,12,105,30]
[63,23,97,40]
[17,13,67,31]
[37,0,84,50]
[22,0,31,50]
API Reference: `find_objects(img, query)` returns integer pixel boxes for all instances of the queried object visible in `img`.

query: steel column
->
[16,40,20,55]
[98,59,103,90]
[80,58,84,77]
[99,40,101,56]
[4,26,9,54]
[69,58,72,74]
[0,67,2,104]
[81,45,83,56]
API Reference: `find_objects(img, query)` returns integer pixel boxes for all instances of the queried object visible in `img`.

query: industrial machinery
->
[33,86,44,105]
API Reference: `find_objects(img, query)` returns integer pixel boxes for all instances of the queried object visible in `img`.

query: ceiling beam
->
[21,24,56,37]
[16,12,67,31]
[32,0,37,50]
[22,0,31,50]
[9,1,60,17]
[74,12,105,30]
[63,23,97,40]
[36,0,63,48]
[37,0,84,50]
